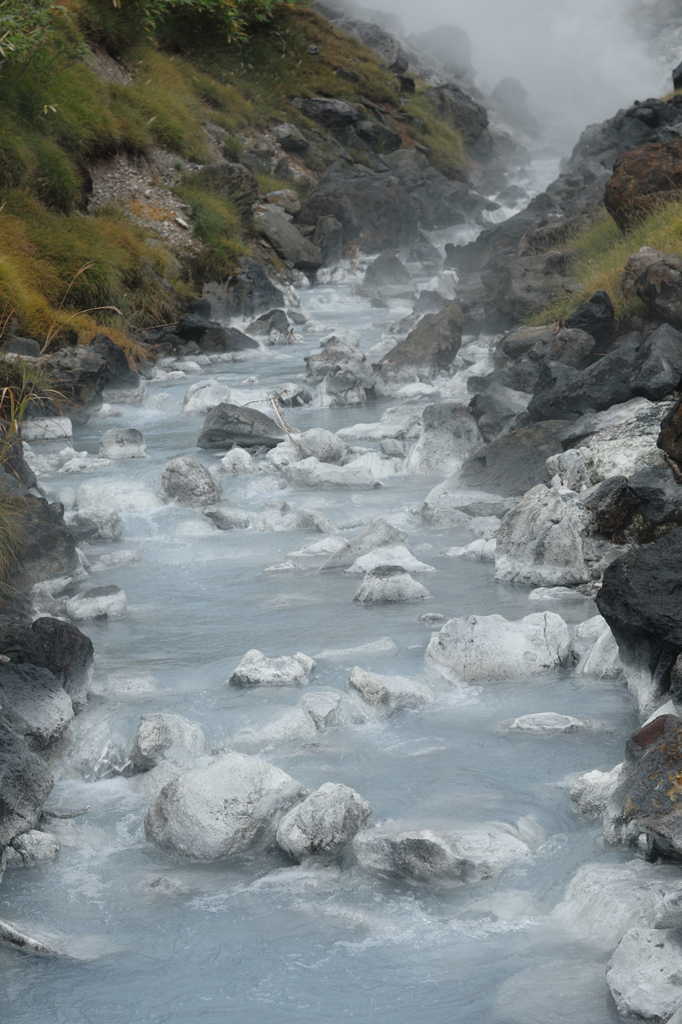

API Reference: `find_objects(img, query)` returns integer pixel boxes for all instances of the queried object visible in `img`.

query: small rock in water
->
[263,561,298,573]
[276,782,372,862]
[298,690,342,728]
[90,549,142,572]
[217,447,254,475]
[353,824,531,884]
[507,712,595,734]
[345,544,435,575]
[144,751,308,860]
[203,505,251,530]
[295,508,337,533]
[65,585,127,621]
[6,830,60,868]
[98,427,147,460]
[348,666,434,713]
[322,519,408,569]
[68,506,123,542]
[419,613,445,623]
[295,428,348,465]
[570,765,623,816]
[442,539,496,561]
[288,536,346,558]
[232,707,317,751]
[228,649,315,687]
[353,566,431,604]
[529,586,589,603]
[161,456,222,507]
[130,713,208,771]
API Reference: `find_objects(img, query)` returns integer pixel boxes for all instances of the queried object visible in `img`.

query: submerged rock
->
[353,824,531,884]
[145,752,308,860]
[276,782,372,862]
[228,649,315,688]
[507,712,593,734]
[347,666,434,712]
[98,428,147,460]
[425,612,570,681]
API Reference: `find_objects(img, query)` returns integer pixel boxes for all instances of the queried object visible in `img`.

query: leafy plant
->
[114,0,304,41]
[0,0,84,75]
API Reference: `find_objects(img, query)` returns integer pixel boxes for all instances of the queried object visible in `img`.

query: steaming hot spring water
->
[1,162,645,1023]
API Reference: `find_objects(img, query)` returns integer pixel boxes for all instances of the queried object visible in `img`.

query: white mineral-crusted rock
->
[507,712,594,734]
[425,612,570,682]
[181,379,232,415]
[266,440,300,470]
[232,707,317,751]
[442,539,496,561]
[607,928,682,1022]
[217,447,254,475]
[494,485,593,587]
[98,427,147,460]
[298,690,342,728]
[345,544,435,575]
[130,713,208,771]
[353,823,532,884]
[90,549,142,572]
[353,566,431,604]
[21,416,72,442]
[276,782,372,862]
[405,413,481,476]
[577,622,624,680]
[347,666,434,713]
[294,508,337,533]
[161,456,222,506]
[6,830,60,868]
[227,649,315,687]
[294,428,349,465]
[68,505,123,542]
[529,586,588,602]
[337,406,422,442]
[77,480,163,512]
[144,752,308,860]
[553,861,682,951]
[288,536,347,559]
[285,451,396,488]
[322,519,408,570]
[570,764,623,816]
[203,505,251,530]
[65,585,127,621]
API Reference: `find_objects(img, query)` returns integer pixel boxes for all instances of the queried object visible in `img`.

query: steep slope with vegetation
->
[0,0,466,353]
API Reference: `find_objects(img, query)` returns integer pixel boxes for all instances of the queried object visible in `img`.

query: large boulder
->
[297,97,360,129]
[304,336,375,404]
[335,19,408,73]
[481,249,578,325]
[65,584,127,621]
[144,752,308,860]
[353,824,531,884]
[405,403,482,476]
[197,403,286,450]
[0,721,53,844]
[456,421,567,497]
[562,291,615,351]
[605,139,682,230]
[203,257,284,321]
[468,383,530,442]
[425,83,489,150]
[0,616,93,713]
[297,166,419,251]
[607,927,682,1023]
[0,663,73,749]
[425,612,570,682]
[597,529,682,715]
[14,497,78,592]
[529,325,682,422]
[161,456,222,507]
[254,206,323,271]
[361,252,415,304]
[276,782,372,862]
[382,302,463,372]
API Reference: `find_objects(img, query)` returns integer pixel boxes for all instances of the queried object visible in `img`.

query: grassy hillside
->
[0,0,466,352]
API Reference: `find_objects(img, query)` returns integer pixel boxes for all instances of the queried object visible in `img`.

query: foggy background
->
[359,0,672,152]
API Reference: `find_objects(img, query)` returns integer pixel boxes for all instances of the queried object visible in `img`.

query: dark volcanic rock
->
[297,165,419,251]
[563,291,615,351]
[581,476,638,538]
[528,325,682,422]
[659,398,682,462]
[627,464,682,527]
[15,497,78,592]
[0,663,73,750]
[457,420,567,496]
[30,617,94,712]
[298,97,360,130]
[382,302,463,371]
[197,403,286,450]
[481,249,578,326]
[626,247,682,327]
[362,252,415,302]
[426,83,489,150]
[597,528,682,712]
[0,720,53,845]
[528,327,597,369]
[203,259,284,321]
[605,139,682,231]
[469,383,530,442]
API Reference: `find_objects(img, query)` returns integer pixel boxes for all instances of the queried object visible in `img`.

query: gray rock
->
[469,383,530,442]
[228,649,315,688]
[131,713,208,771]
[298,96,360,129]
[353,824,531,884]
[607,928,682,1023]
[276,782,372,862]
[353,566,430,604]
[0,722,53,843]
[295,509,337,533]
[570,765,623,817]
[321,519,408,569]
[298,690,342,728]
[383,302,463,372]
[295,428,348,465]
[457,420,568,497]
[98,428,147,461]
[347,666,434,712]
[270,123,309,152]
[69,505,123,542]
[161,456,222,507]
[405,403,482,476]
[254,206,323,271]
[203,506,251,530]
[197,403,286,450]
[7,829,60,868]
[508,712,593,734]
[0,617,95,714]
[0,664,73,749]
[362,253,415,303]
[145,752,308,860]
